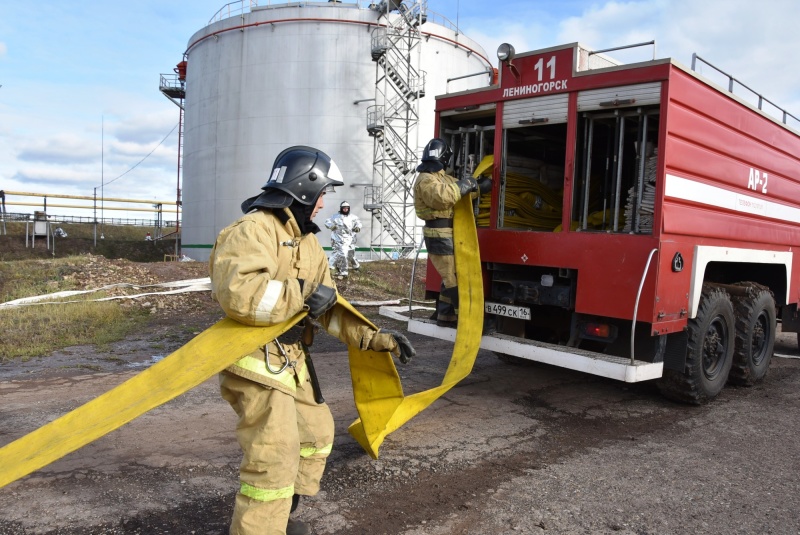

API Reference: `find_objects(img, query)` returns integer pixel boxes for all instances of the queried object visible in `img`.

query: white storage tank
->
[180,1,490,262]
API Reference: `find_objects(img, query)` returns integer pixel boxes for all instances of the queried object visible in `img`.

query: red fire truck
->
[409,41,800,404]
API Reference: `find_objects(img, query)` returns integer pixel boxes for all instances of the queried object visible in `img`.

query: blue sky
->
[1,0,799,219]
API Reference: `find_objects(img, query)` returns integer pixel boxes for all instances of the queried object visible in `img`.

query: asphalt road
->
[1,318,799,534]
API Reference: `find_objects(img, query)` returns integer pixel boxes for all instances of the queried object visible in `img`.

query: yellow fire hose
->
[0,197,482,485]
[348,196,483,457]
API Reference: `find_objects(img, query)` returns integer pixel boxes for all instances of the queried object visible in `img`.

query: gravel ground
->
[1,260,799,534]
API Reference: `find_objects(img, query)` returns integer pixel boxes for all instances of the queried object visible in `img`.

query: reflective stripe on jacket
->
[229,341,310,396]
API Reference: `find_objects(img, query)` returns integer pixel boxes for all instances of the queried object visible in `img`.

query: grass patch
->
[0,256,137,360]
[342,259,428,301]
[0,256,89,302]
[0,300,149,361]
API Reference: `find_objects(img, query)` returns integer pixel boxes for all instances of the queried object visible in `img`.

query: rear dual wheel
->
[659,285,735,404]
[729,283,775,386]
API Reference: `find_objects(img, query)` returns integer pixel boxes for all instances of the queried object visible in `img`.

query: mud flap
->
[663,330,689,371]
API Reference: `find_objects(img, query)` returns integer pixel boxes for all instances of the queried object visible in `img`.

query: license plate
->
[485,302,531,320]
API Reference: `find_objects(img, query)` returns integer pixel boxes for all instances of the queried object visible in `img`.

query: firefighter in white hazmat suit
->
[209,146,416,535]
[325,201,362,277]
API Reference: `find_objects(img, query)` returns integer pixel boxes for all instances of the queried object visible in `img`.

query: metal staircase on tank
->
[365,0,427,258]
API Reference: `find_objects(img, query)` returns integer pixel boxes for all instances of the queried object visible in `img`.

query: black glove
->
[368,329,416,364]
[477,178,492,194]
[303,283,337,318]
[388,330,415,364]
[455,177,478,197]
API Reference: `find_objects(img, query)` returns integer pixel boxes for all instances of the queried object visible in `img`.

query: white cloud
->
[14,166,97,188]
[17,134,99,165]
[113,111,178,145]
[469,0,800,121]
[557,1,661,53]
[463,23,540,62]
[0,42,6,58]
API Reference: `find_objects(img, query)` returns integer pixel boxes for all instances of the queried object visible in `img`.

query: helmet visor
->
[327,159,344,185]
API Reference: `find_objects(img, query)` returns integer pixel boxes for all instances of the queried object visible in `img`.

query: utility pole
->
[101,116,105,239]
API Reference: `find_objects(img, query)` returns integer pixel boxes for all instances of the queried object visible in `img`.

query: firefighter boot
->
[436,286,459,328]
[287,494,311,535]
[287,519,311,535]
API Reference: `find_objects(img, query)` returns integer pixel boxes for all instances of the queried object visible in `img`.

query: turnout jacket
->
[414,168,475,255]
[413,168,462,222]
[209,207,380,395]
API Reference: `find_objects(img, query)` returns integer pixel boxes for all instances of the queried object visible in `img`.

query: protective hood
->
[241,189,293,213]
[416,160,444,173]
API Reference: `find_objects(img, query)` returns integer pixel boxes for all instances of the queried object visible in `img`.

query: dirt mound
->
[1,248,426,325]
[66,254,217,320]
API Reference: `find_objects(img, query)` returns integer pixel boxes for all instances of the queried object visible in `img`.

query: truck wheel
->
[729,283,775,386]
[658,286,735,404]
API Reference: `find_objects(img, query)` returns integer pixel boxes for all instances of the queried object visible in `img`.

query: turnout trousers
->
[220,367,334,535]
[425,225,458,323]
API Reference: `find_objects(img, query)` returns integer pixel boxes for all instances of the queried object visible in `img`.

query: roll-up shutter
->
[577,82,662,112]
[503,93,569,129]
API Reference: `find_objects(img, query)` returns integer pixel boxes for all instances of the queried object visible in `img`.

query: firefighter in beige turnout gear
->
[210,146,416,535]
[414,138,491,327]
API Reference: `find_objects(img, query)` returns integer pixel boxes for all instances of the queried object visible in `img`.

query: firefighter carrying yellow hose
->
[414,138,491,327]
[209,146,416,535]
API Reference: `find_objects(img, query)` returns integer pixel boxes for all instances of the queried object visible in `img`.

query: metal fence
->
[0,211,179,228]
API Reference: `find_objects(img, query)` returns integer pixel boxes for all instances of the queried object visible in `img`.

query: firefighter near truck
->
[409,41,800,404]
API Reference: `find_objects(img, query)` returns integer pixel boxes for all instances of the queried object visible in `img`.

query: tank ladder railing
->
[376,0,426,30]
[363,186,416,256]
[159,73,185,109]
[421,9,457,34]
[692,53,800,128]
[205,0,457,32]
[381,117,417,169]
[374,44,426,100]
[630,248,659,365]
[367,0,423,258]
[363,184,382,211]
[209,0,258,24]
[374,203,416,249]
[208,0,368,24]
[366,105,415,175]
